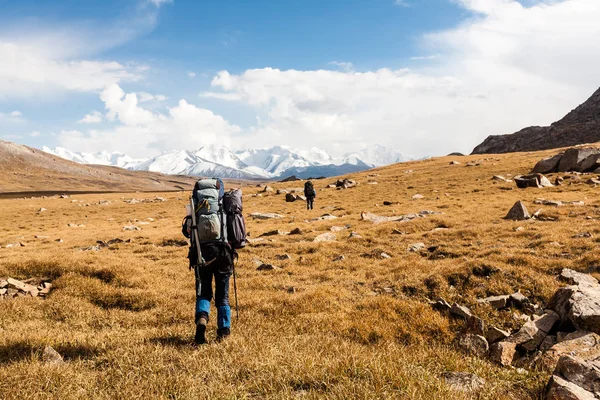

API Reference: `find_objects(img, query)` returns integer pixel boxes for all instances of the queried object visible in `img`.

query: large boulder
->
[285,193,296,202]
[558,148,600,172]
[578,153,600,172]
[515,173,553,188]
[547,284,600,334]
[533,153,564,174]
[553,355,600,395]
[545,375,596,400]
[541,331,600,371]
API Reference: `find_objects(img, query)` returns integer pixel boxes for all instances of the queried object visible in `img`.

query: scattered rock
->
[442,372,485,393]
[257,264,279,271]
[486,327,510,344]
[553,355,600,395]
[123,225,140,231]
[558,147,600,173]
[449,161,461,165]
[430,298,451,312]
[490,342,517,366]
[407,242,426,252]
[260,230,288,237]
[542,331,600,370]
[545,375,596,400]
[509,291,530,308]
[450,303,474,320]
[330,225,349,232]
[348,232,362,239]
[547,282,600,334]
[515,173,553,188]
[289,228,304,235]
[42,346,64,365]
[249,213,283,220]
[466,316,485,336]
[479,295,510,309]
[275,254,292,261]
[506,311,559,351]
[37,208,47,213]
[505,201,530,221]
[361,210,440,224]
[313,232,336,243]
[285,193,296,202]
[492,175,511,182]
[333,255,346,262]
[458,334,489,357]
[412,194,424,200]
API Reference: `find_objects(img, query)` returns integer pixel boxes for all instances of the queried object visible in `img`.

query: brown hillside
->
[472,87,600,154]
[0,140,197,193]
[1,146,599,398]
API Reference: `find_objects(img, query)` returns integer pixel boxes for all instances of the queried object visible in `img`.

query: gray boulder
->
[505,201,530,221]
[442,372,485,393]
[545,375,596,400]
[578,153,600,172]
[533,153,564,174]
[553,355,600,395]
[548,283,600,334]
[558,148,600,172]
[458,334,489,357]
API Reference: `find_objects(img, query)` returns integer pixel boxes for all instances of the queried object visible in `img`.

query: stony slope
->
[472,87,600,154]
[0,140,197,193]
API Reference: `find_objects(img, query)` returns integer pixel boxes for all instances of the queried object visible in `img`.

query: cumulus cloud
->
[149,0,173,7]
[206,0,600,156]
[58,84,240,157]
[329,61,354,72]
[0,41,141,98]
[78,111,104,124]
[0,110,24,122]
[188,71,196,78]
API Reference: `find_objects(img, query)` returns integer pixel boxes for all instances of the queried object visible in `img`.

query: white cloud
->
[0,41,141,98]
[0,110,24,122]
[10,111,22,117]
[394,0,410,6]
[78,111,104,124]
[188,71,196,78]
[329,61,354,72]
[207,0,600,156]
[58,84,240,157]
[138,92,167,102]
[410,54,440,61]
[200,92,243,101]
[30,131,40,137]
[149,0,173,7]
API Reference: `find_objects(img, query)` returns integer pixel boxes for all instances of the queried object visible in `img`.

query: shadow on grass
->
[0,341,103,364]
[149,335,194,348]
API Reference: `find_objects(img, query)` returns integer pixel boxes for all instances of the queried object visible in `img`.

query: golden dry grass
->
[1,147,600,399]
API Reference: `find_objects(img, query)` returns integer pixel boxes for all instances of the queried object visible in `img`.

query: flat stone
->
[0,280,7,289]
[480,295,510,309]
[560,269,599,287]
[260,230,288,237]
[7,278,25,290]
[442,372,485,393]
[545,375,595,400]
[486,327,510,344]
[289,228,304,235]
[333,255,346,262]
[313,232,336,243]
[450,303,473,320]
[412,194,424,199]
[541,335,558,352]
[431,298,451,312]
[509,291,529,307]
[123,225,140,231]
[348,232,362,239]
[507,311,559,351]
[249,213,283,220]
[330,226,348,232]
[541,331,600,371]
[489,342,517,366]
[275,254,292,261]
[466,316,485,336]
[548,284,600,334]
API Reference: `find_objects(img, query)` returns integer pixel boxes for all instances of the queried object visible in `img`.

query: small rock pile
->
[335,179,358,189]
[514,173,554,188]
[0,277,52,299]
[432,268,600,399]
[533,147,600,174]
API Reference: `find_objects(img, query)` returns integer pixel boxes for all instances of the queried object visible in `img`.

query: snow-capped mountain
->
[42,146,143,169]
[40,144,412,180]
[341,145,409,168]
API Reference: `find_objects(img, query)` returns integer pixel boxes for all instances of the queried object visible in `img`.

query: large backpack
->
[192,178,226,242]
[223,189,247,249]
[304,181,316,198]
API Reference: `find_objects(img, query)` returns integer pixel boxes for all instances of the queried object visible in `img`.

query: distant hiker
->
[182,178,246,345]
[304,181,316,210]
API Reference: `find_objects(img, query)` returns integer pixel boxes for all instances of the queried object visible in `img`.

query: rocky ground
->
[1,144,600,399]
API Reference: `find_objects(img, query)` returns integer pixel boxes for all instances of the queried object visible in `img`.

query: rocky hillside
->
[472,87,600,154]
[0,140,197,193]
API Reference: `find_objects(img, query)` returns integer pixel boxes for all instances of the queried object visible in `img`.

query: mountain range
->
[472,86,600,154]
[41,144,410,180]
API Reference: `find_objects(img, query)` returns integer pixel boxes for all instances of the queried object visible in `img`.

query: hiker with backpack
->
[182,178,246,344]
[304,181,316,210]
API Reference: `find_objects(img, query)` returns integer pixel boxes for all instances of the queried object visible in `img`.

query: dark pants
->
[195,268,231,329]
[307,197,314,210]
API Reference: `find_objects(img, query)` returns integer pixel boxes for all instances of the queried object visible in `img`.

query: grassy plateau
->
[1,146,599,399]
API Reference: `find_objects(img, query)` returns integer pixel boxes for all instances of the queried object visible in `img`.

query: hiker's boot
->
[216,327,231,342]
[195,317,207,345]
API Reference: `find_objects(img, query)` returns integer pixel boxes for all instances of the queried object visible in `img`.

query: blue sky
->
[1,0,599,157]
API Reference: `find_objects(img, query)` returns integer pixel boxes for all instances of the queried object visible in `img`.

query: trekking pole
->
[232,260,239,319]
[190,196,205,295]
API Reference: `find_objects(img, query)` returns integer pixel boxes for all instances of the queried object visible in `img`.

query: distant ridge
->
[472,87,600,154]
